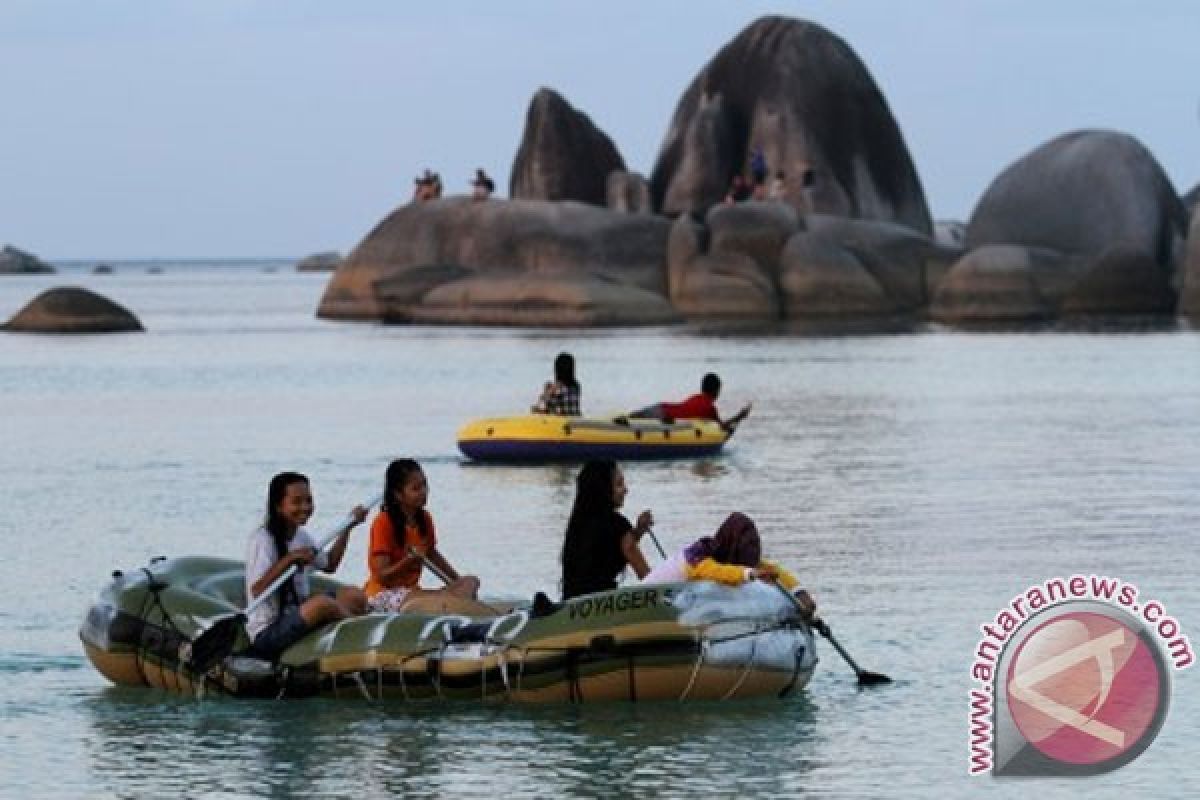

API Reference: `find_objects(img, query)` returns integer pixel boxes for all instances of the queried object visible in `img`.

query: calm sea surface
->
[1,262,1197,798]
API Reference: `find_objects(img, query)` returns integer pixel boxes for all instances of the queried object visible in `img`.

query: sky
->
[1,1,1196,260]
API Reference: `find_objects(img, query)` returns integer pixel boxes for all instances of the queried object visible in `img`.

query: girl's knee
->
[338,587,368,615]
[300,594,342,625]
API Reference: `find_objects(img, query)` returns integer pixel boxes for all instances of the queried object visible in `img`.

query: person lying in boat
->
[621,372,751,433]
[364,458,491,615]
[531,351,581,416]
[560,459,654,600]
[642,511,817,615]
[244,472,369,660]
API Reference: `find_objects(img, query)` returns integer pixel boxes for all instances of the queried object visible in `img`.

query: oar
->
[646,528,668,559]
[772,582,891,686]
[405,546,503,614]
[187,493,381,672]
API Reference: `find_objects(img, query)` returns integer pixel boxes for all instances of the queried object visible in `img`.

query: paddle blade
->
[187,613,246,673]
[857,670,893,686]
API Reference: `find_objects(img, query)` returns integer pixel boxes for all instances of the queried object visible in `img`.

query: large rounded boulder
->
[781,216,952,321]
[938,130,1185,324]
[509,88,626,207]
[317,198,677,326]
[4,287,143,333]
[666,203,799,319]
[650,16,932,235]
[1179,205,1200,318]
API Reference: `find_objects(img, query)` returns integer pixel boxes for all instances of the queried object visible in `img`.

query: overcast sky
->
[2,1,1196,259]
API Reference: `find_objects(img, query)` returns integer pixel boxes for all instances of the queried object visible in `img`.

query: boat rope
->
[350,671,373,702]
[135,567,192,693]
[719,626,760,702]
[626,653,637,702]
[678,636,707,702]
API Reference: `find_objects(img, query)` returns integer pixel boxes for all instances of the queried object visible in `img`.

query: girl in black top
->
[560,460,653,600]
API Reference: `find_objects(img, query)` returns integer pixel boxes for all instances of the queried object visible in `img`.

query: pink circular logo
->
[1006,610,1163,766]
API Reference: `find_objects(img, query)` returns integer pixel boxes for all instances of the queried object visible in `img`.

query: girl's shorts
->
[367,588,412,612]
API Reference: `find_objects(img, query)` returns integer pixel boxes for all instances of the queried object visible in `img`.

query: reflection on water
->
[79,691,822,797]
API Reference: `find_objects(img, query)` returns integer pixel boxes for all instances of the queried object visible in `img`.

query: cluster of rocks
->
[296,251,342,272]
[0,245,55,275]
[318,16,1197,329]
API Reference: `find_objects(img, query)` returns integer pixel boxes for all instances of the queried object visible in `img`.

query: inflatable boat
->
[81,556,816,702]
[456,414,730,462]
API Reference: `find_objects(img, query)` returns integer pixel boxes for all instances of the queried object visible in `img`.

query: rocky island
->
[317,15,1195,329]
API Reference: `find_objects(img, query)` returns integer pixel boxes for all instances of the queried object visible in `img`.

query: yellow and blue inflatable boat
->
[456,414,730,462]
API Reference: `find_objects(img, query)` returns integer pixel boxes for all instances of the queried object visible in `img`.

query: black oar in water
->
[773,582,891,686]
[187,494,381,673]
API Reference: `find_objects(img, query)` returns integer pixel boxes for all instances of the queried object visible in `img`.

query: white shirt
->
[642,551,689,585]
[244,526,329,640]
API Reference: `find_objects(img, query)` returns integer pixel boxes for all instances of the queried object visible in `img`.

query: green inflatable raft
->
[80,556,817,702]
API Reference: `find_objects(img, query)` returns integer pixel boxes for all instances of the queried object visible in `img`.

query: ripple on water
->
[0,652,87,674]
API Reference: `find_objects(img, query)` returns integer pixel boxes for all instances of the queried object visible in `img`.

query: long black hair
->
[553,352,579,390]
[383,458,430,541]
[265,471,309,559]
[560,460,618,582]
[265,471,308,606]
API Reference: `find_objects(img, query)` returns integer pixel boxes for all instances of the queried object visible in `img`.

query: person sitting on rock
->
[768,169,786,201]
[413,169,438,203]
[531,352,581,416]
[471,168,495,201]
[723,174,751,204]
[622,372,751,433]
[641,511,817,615]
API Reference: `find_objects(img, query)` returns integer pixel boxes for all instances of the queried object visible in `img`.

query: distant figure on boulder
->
[768,170,786,201]
[622,372,751,433]
[723,174,751,205]
[749,147,768,185]
[470,168,495,201]
[413,169,442,202]
[747,148,771,200]
[532,351,582,416]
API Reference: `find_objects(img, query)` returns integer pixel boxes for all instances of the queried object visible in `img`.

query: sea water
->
[0,262,1197,798]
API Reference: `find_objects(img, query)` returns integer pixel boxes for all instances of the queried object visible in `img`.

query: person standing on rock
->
[749,147,769,199]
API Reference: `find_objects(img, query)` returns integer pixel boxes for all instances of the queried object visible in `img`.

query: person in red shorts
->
[625,373,751,433]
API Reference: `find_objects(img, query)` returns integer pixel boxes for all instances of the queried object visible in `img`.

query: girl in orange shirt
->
[364,458,485,614]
